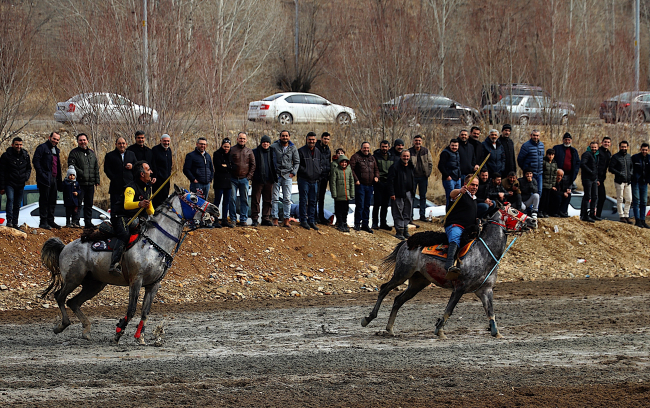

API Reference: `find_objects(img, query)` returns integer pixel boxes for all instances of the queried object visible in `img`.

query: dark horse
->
[361,206,532,339]
[41,185,219,343]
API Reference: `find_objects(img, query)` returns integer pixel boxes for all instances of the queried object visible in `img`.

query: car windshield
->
[263,94,284,101]
[69,94,90,102]
[497,95,524,106]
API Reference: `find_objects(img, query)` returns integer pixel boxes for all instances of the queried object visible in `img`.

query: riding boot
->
[444,242,461,280]
[109,240,126,277]
[403,227,411,238]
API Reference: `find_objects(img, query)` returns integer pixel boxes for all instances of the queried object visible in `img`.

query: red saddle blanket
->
[421,239,476,260]
[91,234,140,252]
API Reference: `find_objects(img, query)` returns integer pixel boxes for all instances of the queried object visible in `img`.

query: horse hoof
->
[113,333,122,344]
[437,332,447,340]
[137,337,146,346]
[495,332,504,339]
[361,317,370,327]
[82,332,91,341]
[53,323,68,334]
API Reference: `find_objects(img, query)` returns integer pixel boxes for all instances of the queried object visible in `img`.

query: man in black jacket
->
[469,126,484,167]
[151,134,173,209]
[0,137,31,230]
[553,133,580,217]
[68,133,100,228]
[128,130,155,165]
[183,137,214,199]
[372,140,393,230]
[609,140,633,223]
[297,132,321,230]
[580,141,600,222]
[388,150,415,240]
[500,124,517,176]
[251,135,278,227]
[595,137,612,219]
[32,132,63,230]
[456,129,476,178]
[444,175,479,280]
[104,137,137,214]
[315,132,332,224]
[438,139,461,209]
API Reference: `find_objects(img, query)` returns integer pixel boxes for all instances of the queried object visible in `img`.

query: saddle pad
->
[91,234,140,252]
[421,239,476,260]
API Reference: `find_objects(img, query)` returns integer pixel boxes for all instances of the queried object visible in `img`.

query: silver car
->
[482,95,575,126]
[54,92,158,125]
[2,200,109,229]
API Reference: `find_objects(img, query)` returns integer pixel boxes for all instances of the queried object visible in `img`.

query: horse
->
[361,206,533,339]
[41,185,219,344]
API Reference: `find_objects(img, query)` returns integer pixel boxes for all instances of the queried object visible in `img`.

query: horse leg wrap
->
[116,316,128,334]
[134,321,145,339]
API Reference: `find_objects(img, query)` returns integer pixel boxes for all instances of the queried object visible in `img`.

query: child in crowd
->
[62,166,80,228]
[329,155,354,232]
[539,148,558,218]
[331,148,346,172]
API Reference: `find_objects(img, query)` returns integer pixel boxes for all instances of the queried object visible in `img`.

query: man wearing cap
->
[389,138,405,163]
[67,133,100,228]
[408,135,433,221]
[553,133,580,217]
[250,135,278,227]
[151,134,173,209]
[500,124,517,176]
[517,129,545,204]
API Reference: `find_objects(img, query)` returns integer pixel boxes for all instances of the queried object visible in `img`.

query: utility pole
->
[635,0,640,92]
[294,0,299,79]
[143,0,149,109]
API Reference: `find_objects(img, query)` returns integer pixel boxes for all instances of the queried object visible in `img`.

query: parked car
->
[381,93,479,126]
[247,92,355,125]
[599,91,650,123]
[481,95,575,126]
[54,92,158,125]
[480,83,549,108]
[1,200,109,228]
[566,191,637,221]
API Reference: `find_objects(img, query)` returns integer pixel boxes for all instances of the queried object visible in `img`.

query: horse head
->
[169,184,220,224]
[489,203,537,232]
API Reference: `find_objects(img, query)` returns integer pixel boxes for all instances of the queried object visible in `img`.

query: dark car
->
[381,93,479,126]
[599,91,650,123]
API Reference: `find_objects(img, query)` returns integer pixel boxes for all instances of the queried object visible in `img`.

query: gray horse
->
[361,206,532,339]
[41,185,219,344]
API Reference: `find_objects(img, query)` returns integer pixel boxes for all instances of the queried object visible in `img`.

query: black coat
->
[32,140,63,190]
[151,144,173,181]
[580,150,598,182]
[315,140,331,179]
[104,149,137,195]
[0,148,31,189]
[297,145,321,182]
[127,144,154,169]
[500,136,517,175]
[596,146,612,182]
[553,144,581,182]
[456,139,475,175]
[518,177,539,201]
[468,138,485,168]
[252,146,278,184]
[212,148,233,190]
[609,151,633,184]
[183,149,214,184]
[387,160,415,198]
[438,147,461,181]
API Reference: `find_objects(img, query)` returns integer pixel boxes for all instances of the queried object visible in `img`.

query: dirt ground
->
[0,218,649,407]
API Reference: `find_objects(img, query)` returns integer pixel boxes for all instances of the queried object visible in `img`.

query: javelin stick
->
[441,153,490,224]
[127,171,177,226]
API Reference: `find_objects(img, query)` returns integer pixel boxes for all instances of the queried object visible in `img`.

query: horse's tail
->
[41,237,65,298]
[381,240,407,274]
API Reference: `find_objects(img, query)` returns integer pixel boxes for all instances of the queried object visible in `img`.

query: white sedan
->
[54,92,158,125]
[2,200,110,229]
[247,92,356,125]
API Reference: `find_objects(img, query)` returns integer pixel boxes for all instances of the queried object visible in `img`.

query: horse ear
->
[174,184,183,194]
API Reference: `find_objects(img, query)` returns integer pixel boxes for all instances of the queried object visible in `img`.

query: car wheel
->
[336,112,351,126]
[80,114,96,125]
[462,114,475,126]
[518,116,529,126]
[278,112,293,125]
[138,113,152,124]
[634,110,646,124]
[560,115,569,125]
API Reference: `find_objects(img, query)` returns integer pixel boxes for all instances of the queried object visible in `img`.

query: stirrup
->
[445,265,461,281]
[109,263,122,277]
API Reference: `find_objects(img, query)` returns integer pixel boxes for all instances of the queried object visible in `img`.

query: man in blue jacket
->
[632,142,650,228]
[517,129,545,203]
[32,132,63,230]
[183,137,214,199]
[553,133,580,217]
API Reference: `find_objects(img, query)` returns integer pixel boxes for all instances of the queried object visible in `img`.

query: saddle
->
[421,240,477,261]
[81,221,141,252]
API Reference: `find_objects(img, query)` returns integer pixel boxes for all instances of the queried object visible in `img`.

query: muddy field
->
[0,278,648,407]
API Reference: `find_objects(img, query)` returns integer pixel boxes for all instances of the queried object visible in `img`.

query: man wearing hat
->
[500,124,517,176]
[250,135,278,226]
[553,133,580,217]
[389,138,405,163]
[151,134,173,209]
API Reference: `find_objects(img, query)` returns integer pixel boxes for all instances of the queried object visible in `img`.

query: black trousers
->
[596,182,607,217]
[37,181,58,224]
[73,185,95,225]
[65,206,77,224]
[372,181,390,226]
[539,187,553,214]
[335,200,349,226]
[581,178,598,218]
[317,178,329,222]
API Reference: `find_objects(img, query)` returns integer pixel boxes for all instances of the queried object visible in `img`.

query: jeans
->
[391,192,413,230]
[213,188,231,223]
[414,176,429,218]
[272,176,293,220]
[581,178,598,218]
[372,181,390,227]
[229,178,249,222]
[354,184,373,228]
[614,182,632,219]
[445,224,464,246]
[4,185,24,226]
[298,178,318,224]
[477,202,493,218]
[534,173,543,203]
[73,184,95,226]
[37,181,58,225]
[442,178,462,209]
[632,181,648,220]
[189,182,210,199]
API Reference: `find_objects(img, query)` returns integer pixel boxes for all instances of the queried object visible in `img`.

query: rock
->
[307,253,313,258]
[0,284,7,290]
[191,253,198,256]
[302,271,313,278]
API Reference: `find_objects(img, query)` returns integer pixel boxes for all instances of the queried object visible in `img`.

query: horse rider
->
[443,174,479,280]
[109,161,154,276]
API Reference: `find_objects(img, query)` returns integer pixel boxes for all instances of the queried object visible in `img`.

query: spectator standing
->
[104,137,137,215]
[183,137,214,199]
[68,133,100,228]
[631,142,650,228]
[270,130,299,228]
[250,135,278,227]
[475,168,493,218]
[539,149,558,218]
[580,141,600,223]
[213,138,233,228]
[481,129,506,177]
[502,171,522,210]
[62,166,80,227]
[549,169,572,217]
[330,154,354,232]
[128,130,154,164]
[608,140,633,224]
[438,138,461,209]
[388,139,405,163]
[553,133,580,217]
[468,126,485,167]
[518,169,540,219]
[456,129,477,178]
[388,150,415,240]
[408,135,433,221]
[350,141,379,233]
[517,129,545,202]
[595,137,612,219]
[0,137,31,230]
[33,132,63,230]
[315,132,332,224]
[500,124,517,176]
[372,140,393,230]
[151,134,173,209]
[297,132,321,230]
[229,132,255,226]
